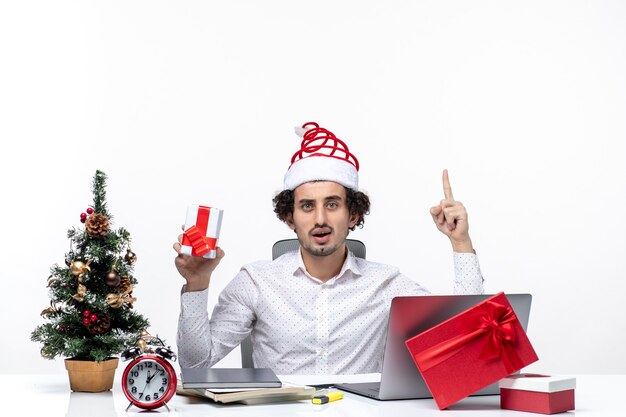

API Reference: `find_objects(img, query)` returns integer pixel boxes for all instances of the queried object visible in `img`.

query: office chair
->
[240,238,366,368]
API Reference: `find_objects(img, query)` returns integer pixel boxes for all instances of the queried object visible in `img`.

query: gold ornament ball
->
[70,261,90,276]
[137,339,147,351]
[125,249,137,264]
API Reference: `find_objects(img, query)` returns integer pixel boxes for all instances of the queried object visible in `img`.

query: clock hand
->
[146,368,164,384]
[139,370,151,399]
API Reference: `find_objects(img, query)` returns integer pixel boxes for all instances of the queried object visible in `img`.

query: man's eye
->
[302,203,313,210]
[327,202,338,209]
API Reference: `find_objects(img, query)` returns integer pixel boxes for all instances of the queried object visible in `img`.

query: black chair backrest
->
[272,238,366,260]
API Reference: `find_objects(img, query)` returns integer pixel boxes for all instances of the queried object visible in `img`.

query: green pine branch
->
[91,169,109,217]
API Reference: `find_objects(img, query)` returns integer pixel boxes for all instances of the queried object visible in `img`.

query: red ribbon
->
[412,300,524,374]
[183,206,217,257]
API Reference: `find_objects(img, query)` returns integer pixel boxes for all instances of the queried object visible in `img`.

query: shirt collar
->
[291,246,363,282]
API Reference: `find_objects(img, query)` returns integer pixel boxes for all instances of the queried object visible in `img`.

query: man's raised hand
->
[173,224,225,292]
[429,170,474,253]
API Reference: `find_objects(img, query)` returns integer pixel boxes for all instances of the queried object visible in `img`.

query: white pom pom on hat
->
[283,122,360,191]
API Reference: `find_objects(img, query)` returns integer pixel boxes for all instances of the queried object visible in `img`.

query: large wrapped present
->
[500,373,576,414]
[181,205,223,258]
[404,292,539,409]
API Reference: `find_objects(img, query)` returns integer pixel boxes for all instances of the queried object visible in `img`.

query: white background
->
[1,1,624,375]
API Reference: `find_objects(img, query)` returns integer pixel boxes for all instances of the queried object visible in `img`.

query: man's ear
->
[285,213,295,230]
[348,212,359,229]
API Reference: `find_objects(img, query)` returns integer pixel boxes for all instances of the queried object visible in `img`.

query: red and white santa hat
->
[283,122,360,191]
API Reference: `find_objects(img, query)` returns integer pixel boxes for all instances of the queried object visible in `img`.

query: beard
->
[297,224,346,257]
[301,241,342,257]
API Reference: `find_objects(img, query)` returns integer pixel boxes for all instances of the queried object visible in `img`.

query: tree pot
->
[64,357,119,392]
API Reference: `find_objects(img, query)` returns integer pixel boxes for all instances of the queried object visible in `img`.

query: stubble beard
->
[302,242,342,257]
[297,226,345,257]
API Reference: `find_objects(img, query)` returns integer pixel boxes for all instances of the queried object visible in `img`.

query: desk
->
[2,374,623,416]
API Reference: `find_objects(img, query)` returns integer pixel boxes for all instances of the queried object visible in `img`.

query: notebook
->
[181,367,282,389]
[335,293,533,400]
[176,379,316,404]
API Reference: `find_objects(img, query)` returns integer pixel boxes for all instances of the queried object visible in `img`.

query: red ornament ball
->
[59,326,65,333]
[83,310,90,317]
[90,314,98,322]
[82,318,90,325]
[80,218,86,223]
[80,212,87,220]
[86,207,94,214]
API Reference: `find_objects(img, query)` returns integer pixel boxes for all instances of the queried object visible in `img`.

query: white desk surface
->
[2,373,622,416]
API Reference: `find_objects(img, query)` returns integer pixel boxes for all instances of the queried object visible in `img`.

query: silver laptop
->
[335,293,533,400]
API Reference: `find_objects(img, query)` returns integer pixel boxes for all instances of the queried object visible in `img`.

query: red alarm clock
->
[121,334,178,411]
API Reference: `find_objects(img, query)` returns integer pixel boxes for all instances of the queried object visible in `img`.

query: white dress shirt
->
[177,250,484,374]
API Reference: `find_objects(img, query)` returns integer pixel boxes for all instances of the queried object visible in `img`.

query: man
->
[174,122,484,374]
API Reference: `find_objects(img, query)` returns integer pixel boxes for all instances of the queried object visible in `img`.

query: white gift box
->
[499,373,576,414]
[499,374,576,392]
[180,205,223,259]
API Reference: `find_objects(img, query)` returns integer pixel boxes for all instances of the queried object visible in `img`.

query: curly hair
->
[272,185,371,231]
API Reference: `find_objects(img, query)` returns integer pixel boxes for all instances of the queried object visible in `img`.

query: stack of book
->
[176,367,316,405]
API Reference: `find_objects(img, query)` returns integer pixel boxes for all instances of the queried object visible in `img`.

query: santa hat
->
[283,122,360,191]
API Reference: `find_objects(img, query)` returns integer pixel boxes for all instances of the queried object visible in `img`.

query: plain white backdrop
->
[1,1,624,375]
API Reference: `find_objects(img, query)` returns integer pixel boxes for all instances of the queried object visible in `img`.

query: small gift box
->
[405,292,539,410]
[181,205,224,258]
[500,374,576,414]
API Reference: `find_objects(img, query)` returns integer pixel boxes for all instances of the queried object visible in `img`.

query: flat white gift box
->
[499,373,576,414]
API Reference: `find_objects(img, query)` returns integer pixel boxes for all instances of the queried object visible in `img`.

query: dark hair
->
[272,185,371,231]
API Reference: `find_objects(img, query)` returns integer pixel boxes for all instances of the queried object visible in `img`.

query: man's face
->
[287,181,358,257]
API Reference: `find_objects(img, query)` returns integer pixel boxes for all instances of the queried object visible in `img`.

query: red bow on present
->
[413,300,524,374]
[184,225,216,257]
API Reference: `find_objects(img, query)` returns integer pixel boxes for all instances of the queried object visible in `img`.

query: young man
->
[174,122,484,374]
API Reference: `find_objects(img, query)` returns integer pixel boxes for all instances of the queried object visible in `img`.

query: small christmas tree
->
[31,170,150,362]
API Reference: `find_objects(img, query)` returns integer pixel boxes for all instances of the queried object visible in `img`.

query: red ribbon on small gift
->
[412,300,524,374]
[183,206,217,257]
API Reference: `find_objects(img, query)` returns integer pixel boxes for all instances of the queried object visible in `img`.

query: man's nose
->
[314,206,327,224]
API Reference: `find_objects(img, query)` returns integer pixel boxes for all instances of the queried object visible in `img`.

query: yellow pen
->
[312,391,344,404]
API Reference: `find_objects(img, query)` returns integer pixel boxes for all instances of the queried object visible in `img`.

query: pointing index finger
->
[443,169,454,201]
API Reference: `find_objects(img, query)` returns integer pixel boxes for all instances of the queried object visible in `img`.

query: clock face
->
[121,355,177,409]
